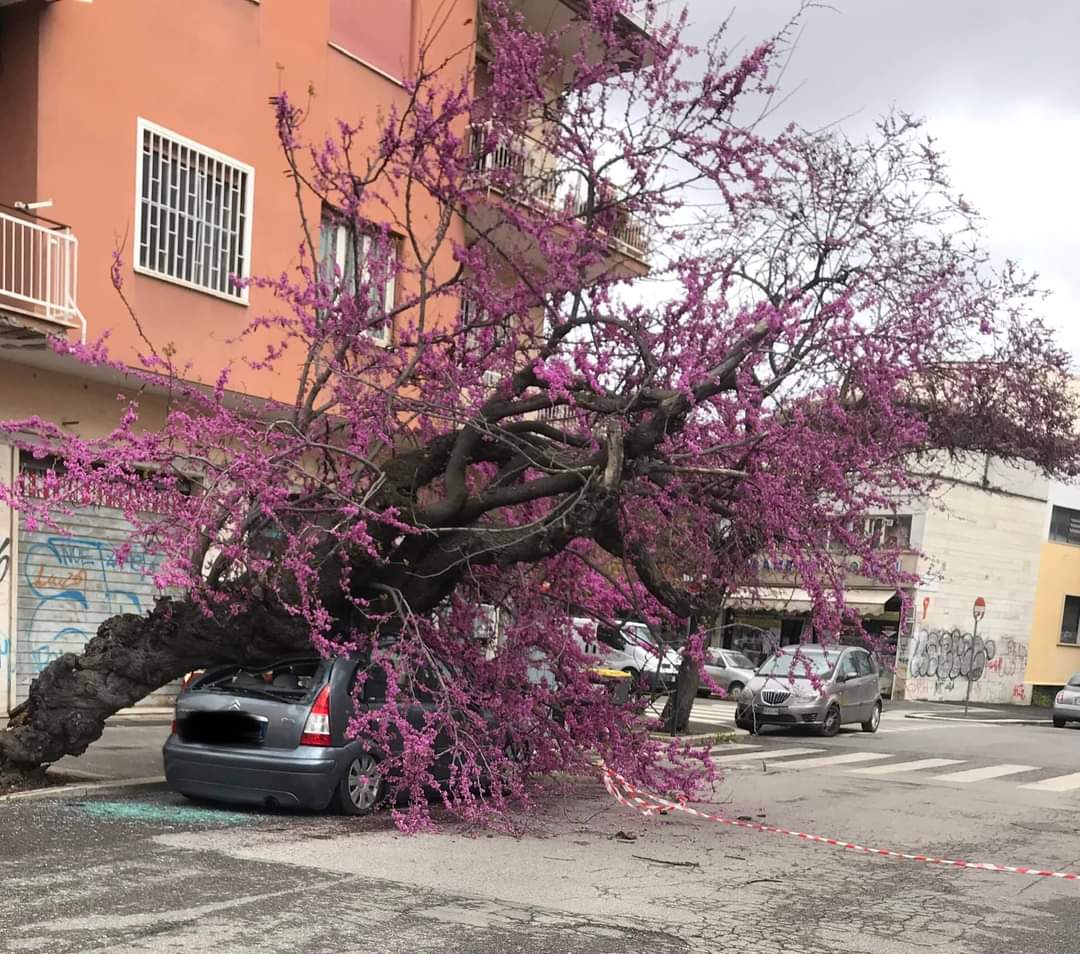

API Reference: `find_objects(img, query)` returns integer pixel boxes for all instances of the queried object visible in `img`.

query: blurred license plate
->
[760,707,778,716]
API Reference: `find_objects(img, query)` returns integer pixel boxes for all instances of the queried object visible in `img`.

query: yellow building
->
[1025,486,1080,700]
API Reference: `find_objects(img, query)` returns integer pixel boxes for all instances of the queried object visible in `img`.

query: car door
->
[852,650,878,717]
[836,652,861,722]
[597,625,631,670]
[705,650,728,691]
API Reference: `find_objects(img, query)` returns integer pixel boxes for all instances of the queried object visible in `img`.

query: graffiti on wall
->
[906,626,1029,701]
[21,535,160,674]
[908,627,996,689]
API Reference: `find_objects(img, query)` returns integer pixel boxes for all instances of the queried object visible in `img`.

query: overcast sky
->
[677,0,1080,360]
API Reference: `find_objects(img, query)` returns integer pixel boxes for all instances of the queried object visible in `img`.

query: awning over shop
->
[728,587,899,617]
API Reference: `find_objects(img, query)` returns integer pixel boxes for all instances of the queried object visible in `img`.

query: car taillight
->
[1057,691,1066,704]
[300,684,332,746]
[170,718,177,735]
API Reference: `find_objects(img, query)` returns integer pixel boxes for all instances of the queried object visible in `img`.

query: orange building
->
[0,0,648,714]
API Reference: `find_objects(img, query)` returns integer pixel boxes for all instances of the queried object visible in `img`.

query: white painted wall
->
[898,459,1046,705]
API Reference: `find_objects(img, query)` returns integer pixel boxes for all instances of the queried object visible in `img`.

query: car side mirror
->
[835,671,849,683]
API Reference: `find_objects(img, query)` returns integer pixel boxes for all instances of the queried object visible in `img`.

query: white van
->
[573,618,681,690]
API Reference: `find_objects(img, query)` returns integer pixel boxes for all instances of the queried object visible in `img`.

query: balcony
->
[468,126,649,267]
[500,1,652,75]
[0,207,83,346]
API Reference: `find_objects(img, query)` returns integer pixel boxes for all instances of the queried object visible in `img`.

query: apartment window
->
[1050,506,1080,547]
[135,120,254,302]
[1061,596,1080,646]
[318,212,397,345]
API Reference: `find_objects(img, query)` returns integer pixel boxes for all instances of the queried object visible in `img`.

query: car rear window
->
[193,659,322,702]
[1068,673,1080,688]
[726,651,755,669]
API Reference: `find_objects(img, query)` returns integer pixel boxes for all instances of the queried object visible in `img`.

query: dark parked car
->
[164,655,493,815]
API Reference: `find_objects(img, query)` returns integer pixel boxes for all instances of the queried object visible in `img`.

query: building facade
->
[893,457,1048,705]
[1021,481,1080,702]
[0,0,645,715]
[714,454,1050,705]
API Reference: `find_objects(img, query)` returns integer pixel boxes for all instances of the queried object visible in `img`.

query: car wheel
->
[726,682,744,697]
[1054,717,1067,728]
[817,705,841,738]
[622,668,641,692]
[335,751,386,816]
[861,702,882,733]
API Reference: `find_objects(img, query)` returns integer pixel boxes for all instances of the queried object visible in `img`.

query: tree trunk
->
[0,597,308,787]
[661,655,700,734]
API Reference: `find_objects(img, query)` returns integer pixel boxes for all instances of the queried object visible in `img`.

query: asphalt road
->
[2,710,1079,952]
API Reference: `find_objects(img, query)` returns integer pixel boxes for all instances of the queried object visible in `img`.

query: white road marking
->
[769,751,893,770]
[848,758,965,776]
[932,764,1038,783]
[707,744,763,754]
[1019,772,1080,793]
[710,747,823,763]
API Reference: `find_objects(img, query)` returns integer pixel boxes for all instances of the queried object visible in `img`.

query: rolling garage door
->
[15,503,176,706]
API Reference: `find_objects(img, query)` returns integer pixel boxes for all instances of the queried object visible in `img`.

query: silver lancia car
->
[734,645,882,737]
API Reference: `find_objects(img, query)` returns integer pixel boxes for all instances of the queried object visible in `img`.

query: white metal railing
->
[469,126,649,261]
[0,208,81,331]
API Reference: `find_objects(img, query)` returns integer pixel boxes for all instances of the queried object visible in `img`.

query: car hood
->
[749,675,824,698]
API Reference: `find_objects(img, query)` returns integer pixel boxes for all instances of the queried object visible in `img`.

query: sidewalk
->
[50,719,171,782]
[890,699,1054,725]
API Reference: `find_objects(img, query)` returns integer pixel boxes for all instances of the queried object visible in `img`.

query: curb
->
[903,712,1052,727]
[648,727,744,745]
[0,775,166,804]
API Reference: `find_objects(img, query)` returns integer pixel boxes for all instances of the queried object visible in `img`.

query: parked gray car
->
[163,654,498,815]
[734,645,882,737]
[700,648,756,697]
[1053,673,1080,727]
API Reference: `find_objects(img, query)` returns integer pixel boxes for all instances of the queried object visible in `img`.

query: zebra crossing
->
[657,697,958,734]
[706,742,1080,794]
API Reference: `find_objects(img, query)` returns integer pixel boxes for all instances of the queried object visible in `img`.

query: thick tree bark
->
[661,656,700,734]
[0,597,308,786]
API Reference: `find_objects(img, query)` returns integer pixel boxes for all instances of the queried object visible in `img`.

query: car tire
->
[622,668,641,693]
[335,751,386,816]
[817,705,842,738]
[861,702,882,733]
[726,682,744,697]
[1054,717,1067,728]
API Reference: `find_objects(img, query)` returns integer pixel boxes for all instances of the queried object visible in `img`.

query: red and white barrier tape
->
[600,764,1079,881]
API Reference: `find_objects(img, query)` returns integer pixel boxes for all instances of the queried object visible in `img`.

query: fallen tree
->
[2,1,1076,823]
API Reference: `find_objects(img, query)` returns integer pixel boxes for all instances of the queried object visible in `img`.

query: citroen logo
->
[227,699,242,711]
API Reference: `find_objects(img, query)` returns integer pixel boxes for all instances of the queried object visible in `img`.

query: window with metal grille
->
[1050,506,1080,547]
[318,212,397,346]
[135,120,254,301]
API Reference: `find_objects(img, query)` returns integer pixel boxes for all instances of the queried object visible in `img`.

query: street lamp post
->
[965,596,987,715]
